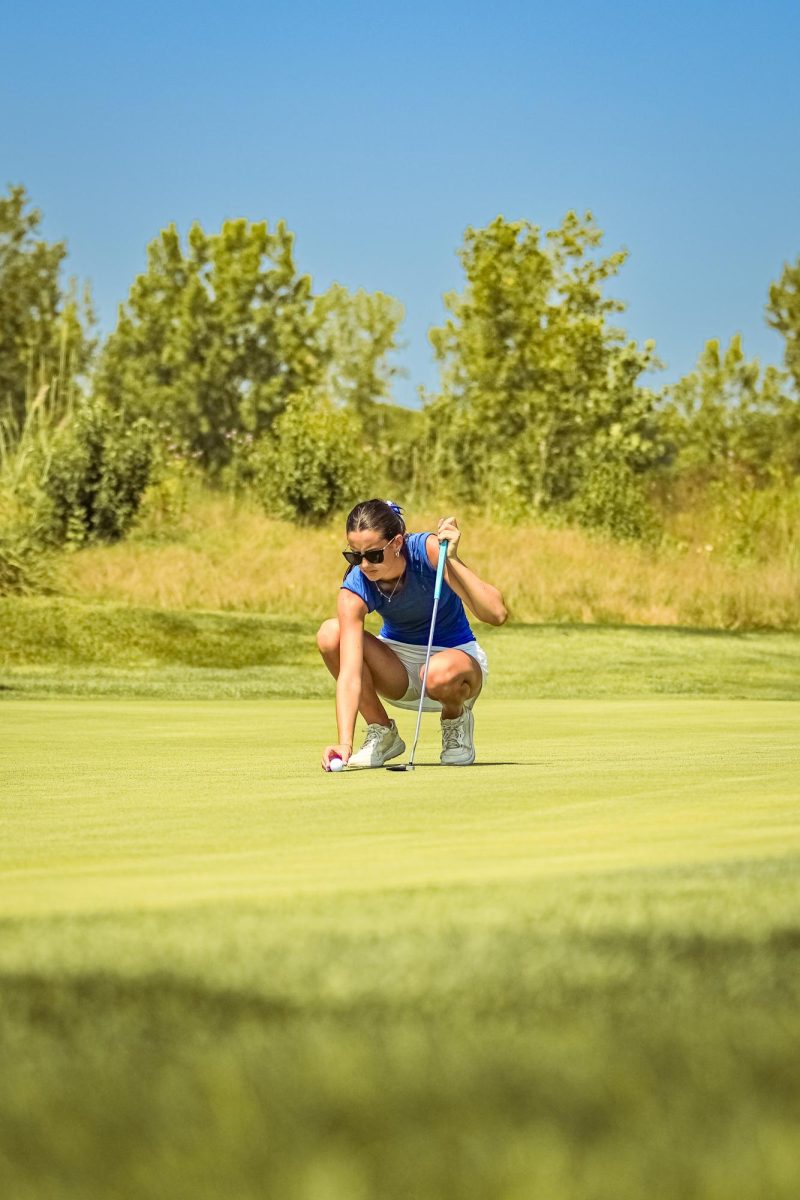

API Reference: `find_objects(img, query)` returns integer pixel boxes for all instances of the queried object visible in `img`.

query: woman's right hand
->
[321,744,352,771]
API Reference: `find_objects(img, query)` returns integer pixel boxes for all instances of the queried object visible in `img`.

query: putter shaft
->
[405,538,448,769]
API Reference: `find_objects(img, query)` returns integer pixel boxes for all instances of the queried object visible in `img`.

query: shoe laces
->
[441,715,467,751]
[362,722,390,749]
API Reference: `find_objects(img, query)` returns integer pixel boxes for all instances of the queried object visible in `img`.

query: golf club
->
[386,538,448,772]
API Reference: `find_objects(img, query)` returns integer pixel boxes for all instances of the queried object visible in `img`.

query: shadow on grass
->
[497,622,763,638]
[1,970,297,1027]
[385,761,529,770]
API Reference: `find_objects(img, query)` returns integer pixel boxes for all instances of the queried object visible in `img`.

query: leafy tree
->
[0,184,94,432]
[98,219,327,470]
[767,257,800,396]
[315,283,405,417]
[425,212,660,516]
[661,335,797,483]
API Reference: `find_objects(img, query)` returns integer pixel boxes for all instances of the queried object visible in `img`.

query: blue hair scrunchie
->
[385,500,403,517]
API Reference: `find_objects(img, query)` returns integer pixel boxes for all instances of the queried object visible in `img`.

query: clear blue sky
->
[3,0,799,404]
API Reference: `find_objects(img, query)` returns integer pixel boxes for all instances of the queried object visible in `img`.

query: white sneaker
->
[440,708,475,766]
[348,720,405,768]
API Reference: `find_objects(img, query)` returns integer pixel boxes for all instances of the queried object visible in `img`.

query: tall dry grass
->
[57,487,800,629]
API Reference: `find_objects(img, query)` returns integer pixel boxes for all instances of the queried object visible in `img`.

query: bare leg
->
[423,649,483,719]
[316,619,408,725]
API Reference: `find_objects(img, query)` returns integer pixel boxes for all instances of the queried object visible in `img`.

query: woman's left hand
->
[436,515,462,560]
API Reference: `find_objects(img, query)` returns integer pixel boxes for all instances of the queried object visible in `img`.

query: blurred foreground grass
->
[2,696,799,1199]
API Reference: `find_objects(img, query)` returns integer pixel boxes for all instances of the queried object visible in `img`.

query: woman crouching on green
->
[318,499,507,770]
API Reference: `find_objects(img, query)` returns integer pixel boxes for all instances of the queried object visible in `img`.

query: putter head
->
[386,762,414,772]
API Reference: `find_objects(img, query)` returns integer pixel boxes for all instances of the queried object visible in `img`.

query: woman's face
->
[346,529,404,582]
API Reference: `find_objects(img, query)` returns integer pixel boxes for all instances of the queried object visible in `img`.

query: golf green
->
[1,696,799,1200]
[3,697,797,915]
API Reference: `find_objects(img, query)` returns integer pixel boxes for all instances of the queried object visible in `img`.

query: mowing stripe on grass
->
[2,697,797,918]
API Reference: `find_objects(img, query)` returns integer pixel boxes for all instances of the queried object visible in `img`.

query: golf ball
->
[329,757,344,772]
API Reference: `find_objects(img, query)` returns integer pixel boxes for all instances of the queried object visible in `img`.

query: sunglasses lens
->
[342,546,387,566]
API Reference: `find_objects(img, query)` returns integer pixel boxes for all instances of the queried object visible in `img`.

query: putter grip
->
[434,538,448,600]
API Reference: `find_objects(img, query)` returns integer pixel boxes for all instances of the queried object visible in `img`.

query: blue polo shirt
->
[341,531,474,647]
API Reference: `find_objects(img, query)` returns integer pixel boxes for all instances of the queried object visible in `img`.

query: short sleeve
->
[406,531,436,576]
[340,567,375,612]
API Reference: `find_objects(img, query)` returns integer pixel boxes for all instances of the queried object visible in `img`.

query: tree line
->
[1,181,799,584]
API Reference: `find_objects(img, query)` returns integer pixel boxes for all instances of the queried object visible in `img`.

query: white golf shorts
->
[378,635,489,712]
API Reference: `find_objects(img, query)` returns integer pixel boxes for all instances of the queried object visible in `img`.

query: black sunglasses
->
[342,541,391,566]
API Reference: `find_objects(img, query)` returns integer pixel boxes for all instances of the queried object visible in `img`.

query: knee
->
[424,659,464,696]
[316,618,340,656]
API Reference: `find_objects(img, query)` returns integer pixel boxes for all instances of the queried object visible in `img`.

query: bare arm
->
[426,522,508,626]
[334,588,369,751]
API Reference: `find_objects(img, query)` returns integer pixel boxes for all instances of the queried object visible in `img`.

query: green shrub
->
[130,434,204,541]
[0,519,54,595]
[246,393,369,523]
[0,390,57,594]
[569,456,661,542]
[706,475,800,564]
[39,399,156,546]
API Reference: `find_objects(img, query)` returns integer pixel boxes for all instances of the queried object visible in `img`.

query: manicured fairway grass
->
[2,695,799,1199]
[4,598,800,700]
